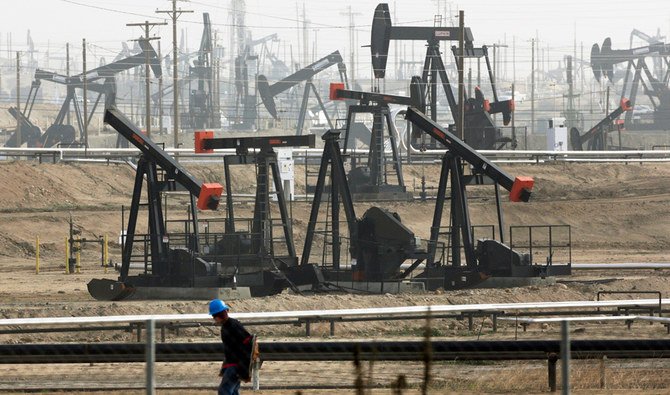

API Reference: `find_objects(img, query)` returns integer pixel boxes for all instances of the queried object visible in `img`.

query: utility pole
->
[340,6,361,85]
[66,43,71,125]
[158,41,163,134]
[491,42,508,85]
[512,36,516,82]
[127,20,167,138]
[458,10,465,141]
[302,4,309,67]
[157,0,193,149]
[531,38,535,135]
[16,51,21,149]
[83,39,88,148]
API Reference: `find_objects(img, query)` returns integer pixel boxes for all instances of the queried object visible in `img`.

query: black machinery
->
[149,13,220,131]
[187,12,220,130]
[4,107,43,148]
[194,132,324,296]
[11,39,161,148]
[591,35,670,129]
[405,107,570,289]
[370,3,514,150]
[257,50,348,135]
[570,98,632,150]
[8,39,162,147]
[231,33,287,130]
[329,81,423,200]
[300,129,428,286]
[89,107,324,300]
[87,107,223,301]
[301,107,570,291]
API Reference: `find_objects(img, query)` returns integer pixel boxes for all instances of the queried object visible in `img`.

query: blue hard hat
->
[209,299,230,316]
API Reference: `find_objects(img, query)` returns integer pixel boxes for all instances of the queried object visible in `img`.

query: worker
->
[209,298,257,395]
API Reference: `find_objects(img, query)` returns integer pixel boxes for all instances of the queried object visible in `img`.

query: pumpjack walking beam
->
[257,50,348,134]
[406,107,532,201]
[570,98,632,150]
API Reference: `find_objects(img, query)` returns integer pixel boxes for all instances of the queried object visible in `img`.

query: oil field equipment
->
[404,107,571,289]
[187,12,221,130]
[370,3,514,150]
[570,98,632,150]
[150,13,221,131]
[300,129,428,292]
[257,50,348,135]
[8,39,161,148]
[329,81,423,201]
[302,107,570,292]
[591,35,670,129]
[87,107,223,301]
[4,107,43,148]
[231,33,286,130]
[194,132,324,296]
[66,215,109,274]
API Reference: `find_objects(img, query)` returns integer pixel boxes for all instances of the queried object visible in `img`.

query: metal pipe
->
[2,339,670,364]
[561,321,570,394]
[145,319,155,395]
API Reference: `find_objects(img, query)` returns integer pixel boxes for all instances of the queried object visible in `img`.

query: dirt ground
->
[1,159,670,393]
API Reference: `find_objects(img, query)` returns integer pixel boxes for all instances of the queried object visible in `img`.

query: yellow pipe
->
[64,236,69,274]
[103,234,108,274]
[35,236,40,275]
[75,240,81,274]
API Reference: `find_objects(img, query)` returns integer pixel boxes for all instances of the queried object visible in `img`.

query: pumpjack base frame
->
[321,269,426,294]
[87,279,253,301]
[416,264,572,291]
[351,189,414,202]
[88,272,285,301]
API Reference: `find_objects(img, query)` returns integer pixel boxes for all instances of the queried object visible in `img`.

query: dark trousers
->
[218,365,241,395]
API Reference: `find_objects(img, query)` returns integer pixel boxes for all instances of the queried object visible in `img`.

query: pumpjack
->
[300,129,428,290]
[328,81,423,200]
[89,105,323,299]
[150,13,220,131]
[87,106,223,301]
[570,98,632,150]
[230,33,286,130]
[591,35,670,129]
[187,13,220,130]
[301,107,570,291]
[370,3,514,150]
[405,108,570,289]
[257,50,348,135]
[4,107,44,148]
[194,132,324,295]
[6,39,161,148]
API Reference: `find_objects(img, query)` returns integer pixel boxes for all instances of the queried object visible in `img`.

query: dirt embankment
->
[3,160,670,260]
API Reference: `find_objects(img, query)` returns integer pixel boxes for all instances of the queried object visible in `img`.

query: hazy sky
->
[1,0,669,80]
